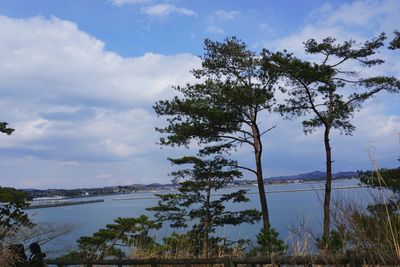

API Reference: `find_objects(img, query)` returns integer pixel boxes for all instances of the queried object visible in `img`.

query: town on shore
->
[24,170,357,200]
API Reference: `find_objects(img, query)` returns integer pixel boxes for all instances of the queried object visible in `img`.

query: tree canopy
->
[358,167,400,194]
[0,122,14,135]
[389,30,400,50]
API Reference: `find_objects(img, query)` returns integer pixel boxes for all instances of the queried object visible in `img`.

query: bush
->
[252,228,286,256]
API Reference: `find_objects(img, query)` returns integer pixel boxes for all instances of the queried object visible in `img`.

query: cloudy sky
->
[0,0,399,189]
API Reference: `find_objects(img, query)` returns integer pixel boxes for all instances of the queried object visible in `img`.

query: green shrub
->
[252,228,286,256]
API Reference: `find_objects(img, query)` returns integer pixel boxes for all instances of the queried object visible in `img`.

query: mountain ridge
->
[266,170,357,181]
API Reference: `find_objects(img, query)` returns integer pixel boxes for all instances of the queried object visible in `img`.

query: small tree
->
[0,187,33,240]
[63,215,161,260]
[154,37,278,231]
[253,227,287,256]
[0,122,20,239]
[148,155,261,258]
[263,33,400,241]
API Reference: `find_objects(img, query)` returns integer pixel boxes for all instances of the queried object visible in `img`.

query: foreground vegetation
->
[56,166,399,265]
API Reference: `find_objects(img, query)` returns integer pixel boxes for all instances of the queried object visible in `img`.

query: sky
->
[0,0,399,189]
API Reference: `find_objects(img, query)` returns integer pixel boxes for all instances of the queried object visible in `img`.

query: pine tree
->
[148,155,261,257]
[262,33,400,241]
[154,37,277,231]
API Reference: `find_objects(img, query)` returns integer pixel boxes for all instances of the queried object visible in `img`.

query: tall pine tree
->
[154,37,277,231]
[262,33,400,242]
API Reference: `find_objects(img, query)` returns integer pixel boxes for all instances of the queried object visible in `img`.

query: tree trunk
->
[251,123,270,231]
[203,185,211,258]
[322,126,332,242]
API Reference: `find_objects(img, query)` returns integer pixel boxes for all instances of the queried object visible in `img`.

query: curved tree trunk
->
[251,123,270,231]
[322,127,332,241]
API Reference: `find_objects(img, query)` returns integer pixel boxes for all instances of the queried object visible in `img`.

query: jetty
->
[25,199,104,209]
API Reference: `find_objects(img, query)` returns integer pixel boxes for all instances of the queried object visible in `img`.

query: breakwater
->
[25,199,104,209]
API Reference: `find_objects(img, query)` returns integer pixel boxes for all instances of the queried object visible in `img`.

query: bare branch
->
[296,78,327,126]
[332,77,360,83]
[216,134,255,147]
[234,165,257,175]
[260,124,277,136]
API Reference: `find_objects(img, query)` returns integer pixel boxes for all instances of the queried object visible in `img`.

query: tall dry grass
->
[322,146,400,264]
[0,245,21,266]
[284,145,400,265]
[286,218,313,257]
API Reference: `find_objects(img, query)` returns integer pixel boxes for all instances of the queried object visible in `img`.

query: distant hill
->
[266,170,357,182]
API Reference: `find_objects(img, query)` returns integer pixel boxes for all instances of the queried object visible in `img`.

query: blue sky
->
[0,0,399,189]
[0,0,326,56]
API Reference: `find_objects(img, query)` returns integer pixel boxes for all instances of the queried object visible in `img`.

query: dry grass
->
[0,246,20,267]
[129,231,245,260]
[367,147,400,260]
[283,142,400,266]
[287,218,313,257]
[322,146,400,265]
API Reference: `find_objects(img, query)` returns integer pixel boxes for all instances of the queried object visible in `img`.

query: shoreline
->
[26,177,358,202]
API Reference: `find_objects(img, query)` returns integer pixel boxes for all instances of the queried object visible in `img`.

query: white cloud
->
[212,10,240,21]
[0,15,201,187]
[313,0,399,28]
[141,4,197,17]
[109,0,151,7]
[206,26,225,35]
[259,22,274,35]
[271,0,400,56]
[0,16,200,105]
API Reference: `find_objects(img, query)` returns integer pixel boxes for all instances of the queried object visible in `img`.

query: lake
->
[26,179,377,257]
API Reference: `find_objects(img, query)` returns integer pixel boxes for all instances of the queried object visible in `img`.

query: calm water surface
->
[27,179,375,257]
